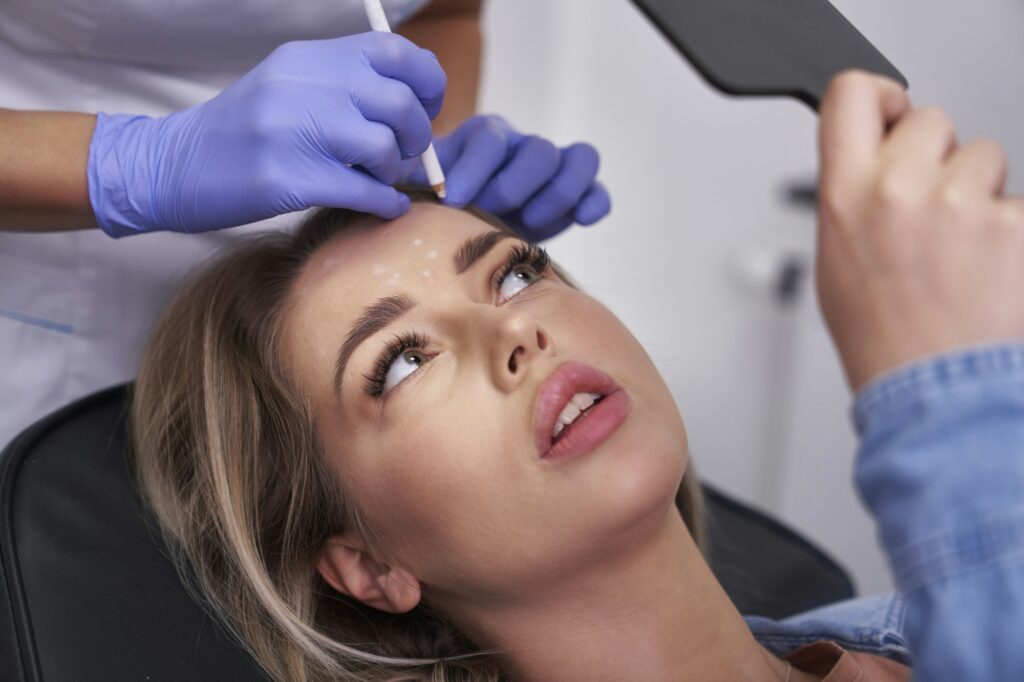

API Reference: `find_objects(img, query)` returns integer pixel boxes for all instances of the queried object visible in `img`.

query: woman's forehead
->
[302,203,495,285]
[283,204,503,388]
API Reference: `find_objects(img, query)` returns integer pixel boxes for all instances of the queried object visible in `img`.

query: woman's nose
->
[492,311,553,392]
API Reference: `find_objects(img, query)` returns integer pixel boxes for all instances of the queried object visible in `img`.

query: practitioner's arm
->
[0,108,98,231]
[0,0,485,235]
[816,71,1024,680]
[399,0,482,135]
[0,33,447,236]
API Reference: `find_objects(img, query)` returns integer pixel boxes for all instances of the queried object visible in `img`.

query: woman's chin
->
[621,448,685,522]
[580,420,688,540]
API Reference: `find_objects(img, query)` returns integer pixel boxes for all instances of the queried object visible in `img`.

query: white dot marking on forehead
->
[372,263,389,275]
[412,238,423,247]
[427,250,438,259]
[422,270,432,278]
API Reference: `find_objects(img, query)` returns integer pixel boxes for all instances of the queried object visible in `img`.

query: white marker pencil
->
[363,0,447,199]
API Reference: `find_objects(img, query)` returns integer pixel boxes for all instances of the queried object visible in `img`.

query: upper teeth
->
[552,392,602,439]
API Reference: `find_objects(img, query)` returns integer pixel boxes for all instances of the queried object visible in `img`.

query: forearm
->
[0,108,98,231]
[854,345,1024,679]
[399,0,482,134]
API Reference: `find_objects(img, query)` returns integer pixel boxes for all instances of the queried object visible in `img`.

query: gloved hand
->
[400,115,611,241]
[88,33,446,237]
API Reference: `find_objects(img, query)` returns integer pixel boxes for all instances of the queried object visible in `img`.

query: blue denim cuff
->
[853,344,1024,437]
[747,594,911,665]
[852,343,1024,591]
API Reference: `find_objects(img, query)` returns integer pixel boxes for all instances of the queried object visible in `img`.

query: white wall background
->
[477,0,1024,595]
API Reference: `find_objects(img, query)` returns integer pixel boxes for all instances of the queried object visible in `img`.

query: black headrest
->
[0,386,269,681]
[0,385,852,681]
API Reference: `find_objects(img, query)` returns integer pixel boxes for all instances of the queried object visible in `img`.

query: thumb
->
[819,70,910,189]
[398,124,472,187]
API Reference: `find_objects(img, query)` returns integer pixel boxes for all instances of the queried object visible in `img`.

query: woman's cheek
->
[374,426,467,521]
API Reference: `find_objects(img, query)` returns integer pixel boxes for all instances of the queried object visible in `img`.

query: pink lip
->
[532,361,631,461]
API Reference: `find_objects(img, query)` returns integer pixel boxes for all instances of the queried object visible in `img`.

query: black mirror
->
[631,0,907,110]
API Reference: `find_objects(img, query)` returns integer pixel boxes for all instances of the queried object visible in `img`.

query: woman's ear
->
[316,534,421,614]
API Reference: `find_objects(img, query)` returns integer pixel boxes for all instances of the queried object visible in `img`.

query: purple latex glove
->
[401,115,611,241]
[88,33,446,237]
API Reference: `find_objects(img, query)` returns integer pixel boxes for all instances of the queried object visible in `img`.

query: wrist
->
[834,314,1020,391]
[87,112,160,238]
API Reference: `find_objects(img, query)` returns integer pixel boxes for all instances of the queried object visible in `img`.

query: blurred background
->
[478,0,1024,595]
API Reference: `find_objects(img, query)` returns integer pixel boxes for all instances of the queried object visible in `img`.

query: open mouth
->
[533,362,630,461]
[551,392,605,443]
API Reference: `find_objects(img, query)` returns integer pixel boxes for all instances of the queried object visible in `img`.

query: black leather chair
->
[0,385,854,682]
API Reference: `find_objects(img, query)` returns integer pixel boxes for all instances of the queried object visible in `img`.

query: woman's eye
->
[498,264,541,302]
[383,349,429,393]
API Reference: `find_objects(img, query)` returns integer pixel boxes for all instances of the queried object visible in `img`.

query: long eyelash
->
[491,243,551,294]
[363,331,431,399]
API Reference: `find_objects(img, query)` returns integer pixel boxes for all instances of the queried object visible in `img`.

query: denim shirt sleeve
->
[854,344,1024,681]
[746,593,911,664]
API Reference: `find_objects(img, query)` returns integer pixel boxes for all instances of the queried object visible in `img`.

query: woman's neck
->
[445,508,817,682]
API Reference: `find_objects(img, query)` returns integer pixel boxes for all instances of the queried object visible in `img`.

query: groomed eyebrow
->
[334,230,519,397]
[453,230,518,274]
[334,294,414,396]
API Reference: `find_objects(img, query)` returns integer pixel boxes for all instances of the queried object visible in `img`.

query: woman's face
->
[283,203,687,605]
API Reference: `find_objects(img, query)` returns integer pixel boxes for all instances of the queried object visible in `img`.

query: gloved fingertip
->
[583,185,613,225]
[396,191,411,214]
[377,191,410,219]
[519,220,566,243]
[443,190,468,209]
[520,204,546,230]
[576,193,611,226]
[425,100,445,121]
[575,209,599,227]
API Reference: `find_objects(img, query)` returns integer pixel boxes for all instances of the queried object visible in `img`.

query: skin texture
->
[281,203,810,681]
[0,109,97,230]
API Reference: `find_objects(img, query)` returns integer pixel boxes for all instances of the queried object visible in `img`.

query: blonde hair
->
[131,197,705,681]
